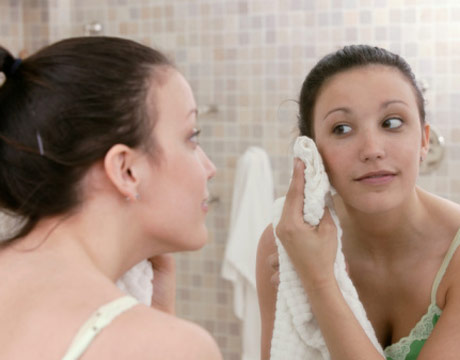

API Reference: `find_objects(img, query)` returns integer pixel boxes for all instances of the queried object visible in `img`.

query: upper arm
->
[256,224,279,360]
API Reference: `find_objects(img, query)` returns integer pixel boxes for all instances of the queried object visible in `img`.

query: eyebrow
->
[323,107,350,121]
[323,100,409,121]
[381,100,408,108]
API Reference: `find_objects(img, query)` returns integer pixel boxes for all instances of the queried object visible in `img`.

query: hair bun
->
[0,47,19,78]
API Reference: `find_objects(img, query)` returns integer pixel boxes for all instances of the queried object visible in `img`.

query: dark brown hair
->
[0,36,173,242]
[298,45,425,138]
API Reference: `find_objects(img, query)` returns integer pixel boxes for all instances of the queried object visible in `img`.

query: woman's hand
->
[275,158,338,292]
[267,252,280,286]
[148,254,176,315]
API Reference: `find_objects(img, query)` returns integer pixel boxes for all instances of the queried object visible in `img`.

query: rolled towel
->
[270,136,384,359]
[116,259,153,306]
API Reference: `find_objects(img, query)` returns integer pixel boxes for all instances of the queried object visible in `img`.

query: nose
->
[359,130,386,162]
[198,147,217,180]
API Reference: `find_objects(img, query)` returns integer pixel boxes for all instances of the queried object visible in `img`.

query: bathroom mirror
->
[2,2,459,358]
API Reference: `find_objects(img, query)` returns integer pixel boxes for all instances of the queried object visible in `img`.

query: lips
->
[201,196,210,212]
[355,170,396,184]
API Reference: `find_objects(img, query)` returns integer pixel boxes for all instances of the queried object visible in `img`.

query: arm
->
[276,159,383,360]
[256,225,279,360]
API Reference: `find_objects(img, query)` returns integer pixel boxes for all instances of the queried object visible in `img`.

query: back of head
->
[298,44,425,138]
[0,36,172,242]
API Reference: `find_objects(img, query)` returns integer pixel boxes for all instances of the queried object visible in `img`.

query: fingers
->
[281,158,306,221]
[267,253,279,272]
[267,253,280,287]
[318,208,337,238]
[270,271,280,286]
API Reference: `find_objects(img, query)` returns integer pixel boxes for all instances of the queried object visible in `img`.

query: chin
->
[351,195,402,214]
[182,228,209,252]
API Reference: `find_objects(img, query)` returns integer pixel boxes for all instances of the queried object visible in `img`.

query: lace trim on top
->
[383,303,441,359]
[384,229,460,360]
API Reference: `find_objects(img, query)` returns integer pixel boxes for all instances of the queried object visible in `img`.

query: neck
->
[334,187,429,259]
[11,198,157,281]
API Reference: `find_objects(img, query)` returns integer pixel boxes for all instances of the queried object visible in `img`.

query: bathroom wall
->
[0,0,64,57]
[0,0,23,55]
[3,1,460,359]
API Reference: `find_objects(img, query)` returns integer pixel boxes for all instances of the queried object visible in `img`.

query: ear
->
[420,123,430,161]
[103,144,141,200]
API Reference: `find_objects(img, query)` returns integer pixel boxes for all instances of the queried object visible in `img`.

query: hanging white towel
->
[116,260,153,306]
[222,146,274,360]
[270,136,384,359]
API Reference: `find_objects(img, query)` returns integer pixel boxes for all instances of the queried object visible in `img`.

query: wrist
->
[301,271,337,294]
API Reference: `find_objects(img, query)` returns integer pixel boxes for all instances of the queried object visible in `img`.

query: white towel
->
[270,136,384,359]
[222,146,274,360]
[116,260,153,306]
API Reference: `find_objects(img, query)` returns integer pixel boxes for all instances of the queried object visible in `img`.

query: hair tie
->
[36,131,44,156]
[3,58,22,77]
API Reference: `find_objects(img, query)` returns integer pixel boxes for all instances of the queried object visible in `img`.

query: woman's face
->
[312,65,429,214]
[138,69,216,252]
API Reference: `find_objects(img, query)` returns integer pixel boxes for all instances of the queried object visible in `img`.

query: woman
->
[257,45,460,359]
[0,37,221,359]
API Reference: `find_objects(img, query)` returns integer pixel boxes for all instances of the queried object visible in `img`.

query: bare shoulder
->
[438,225,460,309]
[418,187,460,235]
[83,305,222,360]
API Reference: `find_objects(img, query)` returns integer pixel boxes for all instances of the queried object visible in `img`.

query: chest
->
[346,256,441,348]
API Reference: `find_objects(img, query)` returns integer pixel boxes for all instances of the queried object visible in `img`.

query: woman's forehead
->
[316,65,417,106]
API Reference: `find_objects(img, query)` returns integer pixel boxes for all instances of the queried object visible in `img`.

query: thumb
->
[317,207,337,237]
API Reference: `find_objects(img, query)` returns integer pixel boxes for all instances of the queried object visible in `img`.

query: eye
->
[189,128,201,144]
[382,117,403,129]
[332,124,352,135]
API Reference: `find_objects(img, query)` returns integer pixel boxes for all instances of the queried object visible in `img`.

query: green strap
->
[431,228,460,304]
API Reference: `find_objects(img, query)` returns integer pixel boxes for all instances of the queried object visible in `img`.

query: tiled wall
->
[22,0,50,53]
[0,0,61,58]
[0,0,23,56]
[3,1,460,359]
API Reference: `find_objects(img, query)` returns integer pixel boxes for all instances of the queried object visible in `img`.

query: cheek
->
[389,135,422,166]
[169,156,207,195]
[317,144,348,181]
